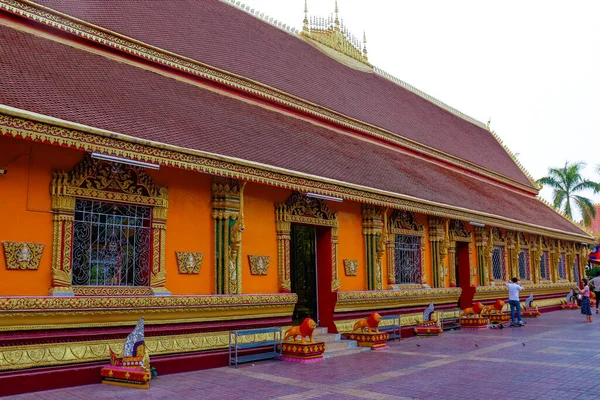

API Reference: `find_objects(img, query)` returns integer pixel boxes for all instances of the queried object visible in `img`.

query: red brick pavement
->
[3,310,600,400]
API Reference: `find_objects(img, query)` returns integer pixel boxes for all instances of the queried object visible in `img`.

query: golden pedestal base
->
[561,304,579,310]
[100,366,150,389]
[484,313,510,324]
[460,316,488,330]
[522,307,541,317]
[280,341,326,363]
[342,331,389,349]
[414,321,442,336]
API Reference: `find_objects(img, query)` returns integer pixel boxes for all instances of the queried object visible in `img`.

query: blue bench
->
[379,314,401,340]
[228,327,282,368]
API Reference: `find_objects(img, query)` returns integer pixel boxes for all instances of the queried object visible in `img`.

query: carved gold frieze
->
[176,252,203,274]
[0,329,282,371]
[343,259,358,276]
[72,286,153,296]
[2,241,44,270]
[248,255,270,275]
[335,288,462,313]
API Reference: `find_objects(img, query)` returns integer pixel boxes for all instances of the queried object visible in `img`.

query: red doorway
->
[457,242,475,309]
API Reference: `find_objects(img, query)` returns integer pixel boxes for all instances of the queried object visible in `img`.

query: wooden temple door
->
[457,242,475,309]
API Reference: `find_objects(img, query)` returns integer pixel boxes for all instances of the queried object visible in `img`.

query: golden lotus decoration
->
[343,259,358,276]
[176,252,203,274]
[2,241,44,270]
[248,255,270,275]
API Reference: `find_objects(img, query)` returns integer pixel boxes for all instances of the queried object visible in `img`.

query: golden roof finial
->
[334,0,340,29]
[303,0,309,32]
[363,31,368,60]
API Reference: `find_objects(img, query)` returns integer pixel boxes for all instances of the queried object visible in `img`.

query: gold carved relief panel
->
[2,241,44,270]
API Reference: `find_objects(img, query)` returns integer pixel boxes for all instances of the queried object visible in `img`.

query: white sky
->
[238,0,600,222]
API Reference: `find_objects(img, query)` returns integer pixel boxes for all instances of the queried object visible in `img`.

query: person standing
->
[574,279,592,323]
[588,272,600,314]
[506,277,524,327]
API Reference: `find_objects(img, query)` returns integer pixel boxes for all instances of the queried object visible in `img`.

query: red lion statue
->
[352,312,382,333]
[482,299,505,315]
[283,318,317,343]
[461,302,484,318]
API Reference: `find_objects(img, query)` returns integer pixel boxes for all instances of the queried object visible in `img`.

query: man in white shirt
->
[589,272,600,314]
[506,277,524,326]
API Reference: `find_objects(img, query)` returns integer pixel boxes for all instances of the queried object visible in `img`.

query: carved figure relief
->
[2,241,44,270]
[344,259,358,276]
[248,255,270,275]
[176,252,203,274]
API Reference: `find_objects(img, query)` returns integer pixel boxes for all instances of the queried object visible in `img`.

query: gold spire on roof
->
[301,1,370,66]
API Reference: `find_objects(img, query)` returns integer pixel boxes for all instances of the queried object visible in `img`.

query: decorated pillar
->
[212,177,245,295]
[474,227,487,286]
[448,244,456,287]
[483,227,495,285]
[49,183,76,296]
[331,227,341,291]
[428,217,447,288]
[151,203,169,295]
[565,242,575,282]
[506,231,516,280]
[530,236,542,284]
[362,206,384,290]
[275,209,292,293]
[550,240,560,283]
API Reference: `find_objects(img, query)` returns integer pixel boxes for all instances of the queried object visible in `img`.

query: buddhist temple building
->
[0,0,595,394]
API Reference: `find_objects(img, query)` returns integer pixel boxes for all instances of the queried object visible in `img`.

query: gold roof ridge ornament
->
[301,1,371,67]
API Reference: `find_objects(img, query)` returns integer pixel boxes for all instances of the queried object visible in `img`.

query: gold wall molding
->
[343,259,358,276]
[248,255,270,275]
[0,293,298,331]
[0,112,593,244]
[176,252,203,275]
[49,154,169,296]
[72,287,153,296]
[473,282,573,302]
[0,0,543,196]
[275,192,340,292]
[335,288,461,312]
[0,328,283,371]
[2,241,44,270]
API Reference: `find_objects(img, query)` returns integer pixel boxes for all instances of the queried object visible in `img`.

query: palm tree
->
[537,161,600,226]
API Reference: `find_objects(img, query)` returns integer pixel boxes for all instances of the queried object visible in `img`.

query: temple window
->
[492,245,506,281]
[394,234,421,284]
[72,199,152,287]
[518,249,530,280]
[540,251,550,280]
[573,254,580,283]
[557,253,567,280]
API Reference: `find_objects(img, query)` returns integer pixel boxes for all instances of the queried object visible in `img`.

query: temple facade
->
[0,0,595,393]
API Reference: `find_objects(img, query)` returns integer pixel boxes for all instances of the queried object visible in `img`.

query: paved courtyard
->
[4,310,600,400]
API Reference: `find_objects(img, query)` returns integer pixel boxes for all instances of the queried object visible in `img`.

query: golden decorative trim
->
[176,252,203,274]
[335,288,461,312]
[0,0,541,195]
[0,329,281,371]
[248,255,270,275]
[343,259,358,276]
[2,241,44,270]
[72,287,152,296]
[473,282,573,302]
[0,293,298,331]
[0,111,592,243]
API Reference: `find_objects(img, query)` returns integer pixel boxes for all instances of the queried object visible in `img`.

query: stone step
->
[324,340,357,352]
[315,327,329,335]
[312,334,341,343]
[323,346,370,359]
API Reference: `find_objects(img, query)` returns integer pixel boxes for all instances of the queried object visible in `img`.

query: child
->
[506,277,524,327]
[574,279,592,323]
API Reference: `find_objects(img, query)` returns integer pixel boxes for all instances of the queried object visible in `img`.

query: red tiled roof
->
[0,26,586,236]
[30,0,534,188]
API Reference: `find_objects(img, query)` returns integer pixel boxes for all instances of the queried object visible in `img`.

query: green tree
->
[537,161,600,226]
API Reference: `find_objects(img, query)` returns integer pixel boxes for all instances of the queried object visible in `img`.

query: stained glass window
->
[492,245,506,281]
[394,235,421,284]
[540,251,550,280]
[72,199,152,287]
[518,249,530,280]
